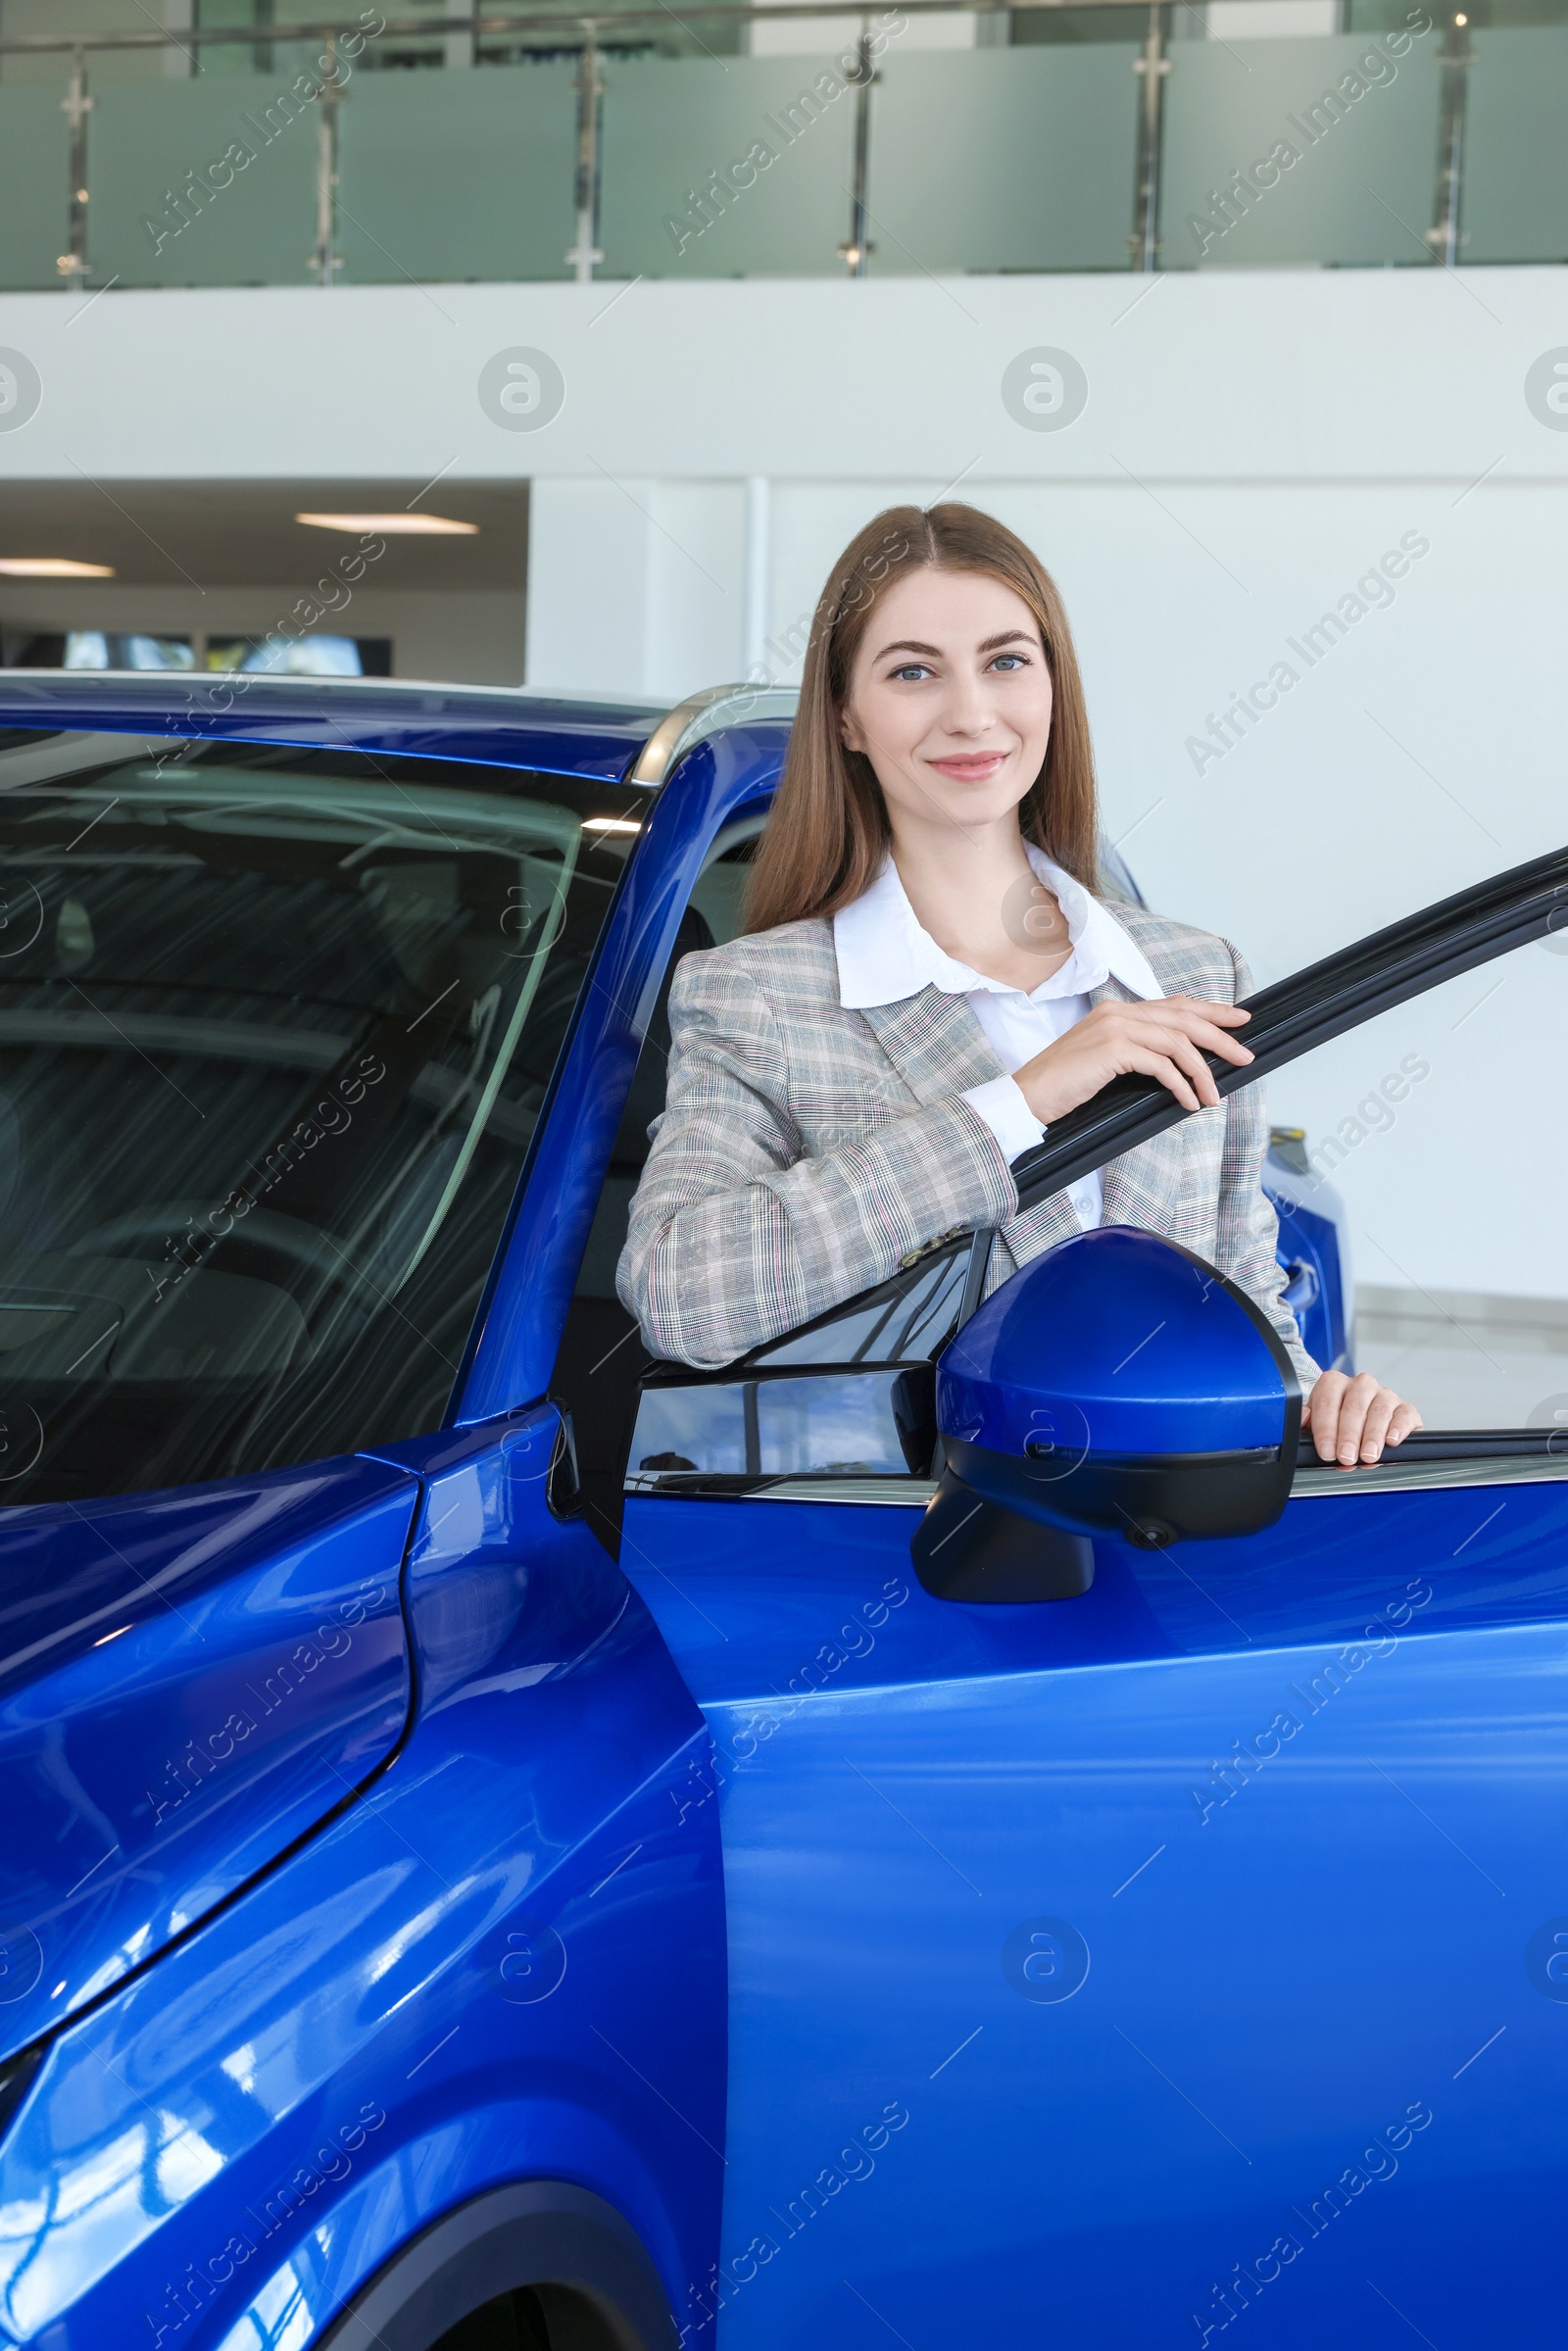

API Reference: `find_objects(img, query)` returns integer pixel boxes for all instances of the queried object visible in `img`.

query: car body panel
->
[1264,1145,1354,1372]
[618,1481,1568,2345]
[0,676,665,783]
[0,1408,724,2349]
[0,1455,416,2060]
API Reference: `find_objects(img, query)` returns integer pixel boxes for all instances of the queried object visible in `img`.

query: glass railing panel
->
[1462,27,1568,265]
[335,64,578,284]
[0,83,70,291]
[870,44,1140,275]
[0,5,165,88]
[599,54,858,278]
[198,41,329,89]
[88,79,319,287]
[1160,28,1442,269]
[2,18,1565,292]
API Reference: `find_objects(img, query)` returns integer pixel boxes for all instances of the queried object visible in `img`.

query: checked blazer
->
[617,901,1317,1382]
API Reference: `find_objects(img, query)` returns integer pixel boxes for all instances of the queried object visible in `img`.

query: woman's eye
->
[890,664,930,684]
[989,654,1027,672]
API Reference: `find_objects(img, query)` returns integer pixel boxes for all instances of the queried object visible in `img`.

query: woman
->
[619,504,1419,1468]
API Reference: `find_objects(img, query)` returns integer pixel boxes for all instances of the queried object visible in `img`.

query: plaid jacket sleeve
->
[1216,942,1320,1389]
[617,948,1018,1368]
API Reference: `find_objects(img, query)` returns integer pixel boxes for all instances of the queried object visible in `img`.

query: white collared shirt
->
[833,844,1164,1232]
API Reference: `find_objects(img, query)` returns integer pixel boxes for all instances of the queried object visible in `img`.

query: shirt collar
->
[833,842,1164,1010]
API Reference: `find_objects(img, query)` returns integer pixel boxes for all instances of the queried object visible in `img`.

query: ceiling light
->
[582,816,643,834]
[0,558,116,577]
[294,512,478,535]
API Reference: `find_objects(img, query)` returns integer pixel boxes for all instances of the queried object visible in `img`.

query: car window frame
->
[620,833,1568,1506]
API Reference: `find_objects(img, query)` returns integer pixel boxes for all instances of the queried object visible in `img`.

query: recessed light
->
[294,512,478,535]
[0,558,116,577]
[582,816,643,834]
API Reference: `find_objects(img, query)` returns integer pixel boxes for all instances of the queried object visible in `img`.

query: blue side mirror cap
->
[913,1227,1302,1602]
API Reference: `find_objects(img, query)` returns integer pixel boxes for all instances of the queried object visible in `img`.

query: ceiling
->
[0,479,529,590]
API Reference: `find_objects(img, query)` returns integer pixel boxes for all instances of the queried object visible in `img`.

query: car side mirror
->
[913,1226,1302,1603]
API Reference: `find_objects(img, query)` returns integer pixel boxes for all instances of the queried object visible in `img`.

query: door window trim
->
[620,837,1568,1501]
[1006,838,1568,1219]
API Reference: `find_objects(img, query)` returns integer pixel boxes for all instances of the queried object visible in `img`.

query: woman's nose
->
[940,676,995,736]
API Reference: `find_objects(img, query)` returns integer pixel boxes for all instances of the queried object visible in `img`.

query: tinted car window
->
[0,733,647,1504]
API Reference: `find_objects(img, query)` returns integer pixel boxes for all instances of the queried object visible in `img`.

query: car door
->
[595,835,1568,2348]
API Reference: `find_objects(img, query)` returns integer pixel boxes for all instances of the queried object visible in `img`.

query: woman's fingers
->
[1150,1001,1256,1068]
[1303,1370,1340,1459]
[1161,1034,1223,1107]
[1303,1371,1422,1465]
[1126,1047,1201,1112]
[1012,996,1254,1125]
[1355,1383,1399,1463]
[1333,1375,1383,1464]
[1162,996,1251,1027]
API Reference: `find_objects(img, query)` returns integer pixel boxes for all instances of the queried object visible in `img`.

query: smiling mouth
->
[928,753,1008,780]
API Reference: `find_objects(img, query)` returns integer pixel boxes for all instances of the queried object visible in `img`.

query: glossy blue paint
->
[938,1225,1292,1462]
[1264,1151,1354,1373]
[0,1410,724,2349]
[0,675,665,782]
[0,1456,416,2061]
[617,1479,1568,2346]
[459,724,788,1421]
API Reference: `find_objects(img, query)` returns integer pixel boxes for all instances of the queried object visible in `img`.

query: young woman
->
[619,503,1420,1468]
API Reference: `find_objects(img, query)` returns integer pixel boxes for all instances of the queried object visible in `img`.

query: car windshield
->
[0,730,647,1506]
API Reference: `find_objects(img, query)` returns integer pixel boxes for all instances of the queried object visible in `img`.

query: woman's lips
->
[928,753,1006,780]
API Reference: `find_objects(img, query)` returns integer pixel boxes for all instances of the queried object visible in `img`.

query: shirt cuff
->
[959,1075,1046,1163]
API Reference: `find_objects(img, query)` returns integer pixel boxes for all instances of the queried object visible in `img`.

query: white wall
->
[2,263,1565,1298]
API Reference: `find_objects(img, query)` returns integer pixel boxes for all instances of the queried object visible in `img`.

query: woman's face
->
[837,565,1054,840]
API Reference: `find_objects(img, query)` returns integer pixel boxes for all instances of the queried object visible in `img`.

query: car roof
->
[0,671,804,786]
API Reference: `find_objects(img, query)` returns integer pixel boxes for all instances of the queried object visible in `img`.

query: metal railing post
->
[838,20,875,277]
[1426,9,1474,269]
[565,26,605,283]
[1128,1,1169,274]
[312,33,344,284]
[58,47,93,288]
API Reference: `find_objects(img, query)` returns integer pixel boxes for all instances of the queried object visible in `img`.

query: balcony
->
[0,3,1563,294]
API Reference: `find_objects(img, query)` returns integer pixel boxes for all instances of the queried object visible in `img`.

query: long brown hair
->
[744,503,1100,936]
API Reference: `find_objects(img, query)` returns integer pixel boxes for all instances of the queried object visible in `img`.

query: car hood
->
[0,1454,416,2060]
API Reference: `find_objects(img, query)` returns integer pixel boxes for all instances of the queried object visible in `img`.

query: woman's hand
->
[1011,995,1254,1128]
[1301,1370,1422,1466]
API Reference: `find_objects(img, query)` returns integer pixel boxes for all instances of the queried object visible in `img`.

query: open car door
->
[586,838,1568,2348]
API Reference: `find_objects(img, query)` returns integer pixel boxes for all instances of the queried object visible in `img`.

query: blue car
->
[0,673,1559,2351]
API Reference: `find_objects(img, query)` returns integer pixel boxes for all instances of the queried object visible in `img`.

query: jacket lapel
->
[858,985,1004,1105]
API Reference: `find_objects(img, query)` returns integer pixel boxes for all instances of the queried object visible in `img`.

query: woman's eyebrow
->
[873,628,1040,663]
